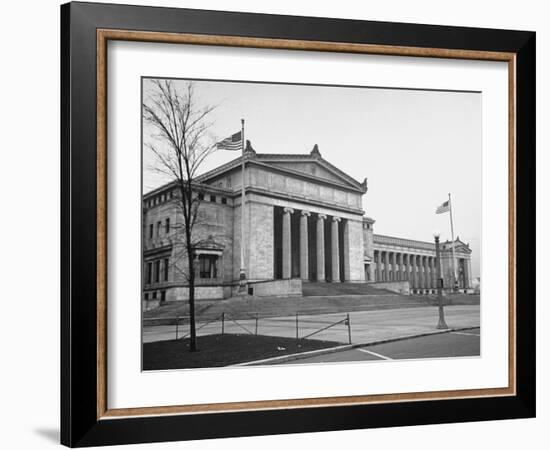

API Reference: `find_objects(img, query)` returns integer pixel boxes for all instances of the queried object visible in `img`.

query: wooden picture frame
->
[61,1,535,447]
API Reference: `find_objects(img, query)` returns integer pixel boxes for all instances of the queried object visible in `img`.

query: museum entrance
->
[273,206,344,282]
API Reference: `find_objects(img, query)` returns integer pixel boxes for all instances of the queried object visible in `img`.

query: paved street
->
[280,328,481,364]
[143,305,480,346]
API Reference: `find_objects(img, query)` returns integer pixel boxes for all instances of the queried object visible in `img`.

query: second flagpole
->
[448,192,457,290]
[239,118,246,290]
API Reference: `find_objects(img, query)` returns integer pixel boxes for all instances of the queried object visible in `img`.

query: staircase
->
[302,281,393,297]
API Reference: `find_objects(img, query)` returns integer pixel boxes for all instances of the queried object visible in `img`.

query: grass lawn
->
[143,334,340,370]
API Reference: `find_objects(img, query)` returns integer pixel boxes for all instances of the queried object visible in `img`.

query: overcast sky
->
[143,78,481,278]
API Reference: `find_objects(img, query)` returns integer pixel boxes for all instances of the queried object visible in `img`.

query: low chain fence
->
[143,312,353,345]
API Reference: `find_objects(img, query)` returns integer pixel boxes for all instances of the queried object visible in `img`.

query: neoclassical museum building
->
[143,143,473,303]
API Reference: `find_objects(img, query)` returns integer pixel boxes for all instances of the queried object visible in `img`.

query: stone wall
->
[345,219,366,282]
[363,221,374,259]
[142,299,160,311]
[370,280,410,295]
[247,202,274,280]
[242,278,302,297]
[172,285,225,301]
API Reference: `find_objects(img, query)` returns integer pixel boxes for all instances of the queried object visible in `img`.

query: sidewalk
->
[143,305,480,345]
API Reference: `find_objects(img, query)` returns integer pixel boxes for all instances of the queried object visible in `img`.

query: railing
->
[143,312,353,345]
[298,313,352,345]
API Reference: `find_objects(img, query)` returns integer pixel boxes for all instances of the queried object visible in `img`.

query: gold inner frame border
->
[96,28,517,420]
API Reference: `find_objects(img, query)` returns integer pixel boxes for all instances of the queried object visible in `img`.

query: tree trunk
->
[187,246,197,352]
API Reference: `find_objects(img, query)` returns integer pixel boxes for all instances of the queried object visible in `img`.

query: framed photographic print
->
[60,1,536,447]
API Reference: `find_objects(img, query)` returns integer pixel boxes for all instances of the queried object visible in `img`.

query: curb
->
[233,326,480,366]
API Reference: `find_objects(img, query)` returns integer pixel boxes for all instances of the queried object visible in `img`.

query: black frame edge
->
[60,2,71,447]
[514,32,536,418]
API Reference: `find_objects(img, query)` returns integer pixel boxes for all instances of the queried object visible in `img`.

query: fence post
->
[347,313,352,345]
[296,313,299,341]
[221,312,225,335]
[255,313,258,336]
[175,316,179,340]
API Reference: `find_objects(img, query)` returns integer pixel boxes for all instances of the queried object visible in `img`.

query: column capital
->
[301,210,311,217]
[332,216,341,222]
[283,207,294,214]
[318,213,327,220]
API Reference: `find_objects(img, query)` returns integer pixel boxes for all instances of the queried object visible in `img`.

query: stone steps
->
[145,293,420,321]
[302,281,393,297]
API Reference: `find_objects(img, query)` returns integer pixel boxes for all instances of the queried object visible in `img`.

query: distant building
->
[143,143,473,304]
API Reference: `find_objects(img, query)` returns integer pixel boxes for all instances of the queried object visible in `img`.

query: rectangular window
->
[154,260,160,282]
[210,195,216,203]
[146,262,152,284]
[144,293,149,301]
[165,217,170,233]
[164,258,169,281]
[152,291,157,299]
[198,254,218,279]
[156,221,161,237]
[221,197,227,205]
[198,193,204,200]
[149,224,153,239]
[160,290,166,303]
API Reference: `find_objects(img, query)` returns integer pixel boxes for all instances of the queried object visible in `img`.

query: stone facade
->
[142,144,473,303]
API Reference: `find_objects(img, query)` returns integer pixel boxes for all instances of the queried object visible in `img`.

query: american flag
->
[435,200,450,214]
[216,131,242,151]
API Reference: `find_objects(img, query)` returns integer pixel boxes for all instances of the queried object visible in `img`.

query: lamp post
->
[434,232,448,330]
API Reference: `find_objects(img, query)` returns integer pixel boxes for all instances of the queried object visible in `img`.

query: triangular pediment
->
[255,154,366,192]
[442,238,472,254]
[197,146,367,193]
[266,160,346,184]
[454,243,472,253]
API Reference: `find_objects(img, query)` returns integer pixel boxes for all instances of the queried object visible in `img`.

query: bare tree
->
[143,80,218,352]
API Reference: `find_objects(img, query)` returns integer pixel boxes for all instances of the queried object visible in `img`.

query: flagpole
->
[239,119,246,289]
[448,192,457,290]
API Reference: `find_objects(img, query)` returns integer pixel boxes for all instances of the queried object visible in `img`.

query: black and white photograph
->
[141,77,481,370]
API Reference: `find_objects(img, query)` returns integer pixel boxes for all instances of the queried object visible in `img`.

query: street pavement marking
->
[356,348,393,360]
[451,331,480,337]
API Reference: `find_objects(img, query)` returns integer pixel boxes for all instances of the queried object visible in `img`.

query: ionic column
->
[378,251,383,282]
[384,251,390,281]
[316,214,326,281]
[393,253,400,281]
[431,257,436,288]
[423,256,428,288]
[418,255,425,289]
[343,220,350,281]
[300,210,310,281]
[397,253,403,281]
[464,258,472,288]
[403,254,409,281]
[427,257,431,289]
[424,256,430,289]
[421,256,426,287]
[410,255,418,289]
[282,207,294,279]
[375,251,381,282]
[331,217,341,282]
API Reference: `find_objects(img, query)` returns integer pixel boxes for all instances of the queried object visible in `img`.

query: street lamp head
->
[433,231,441,239]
